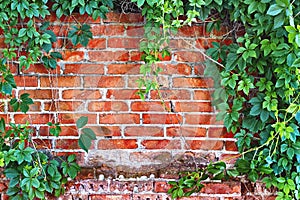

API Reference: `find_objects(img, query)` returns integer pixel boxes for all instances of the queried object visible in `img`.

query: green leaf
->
[267,4,283,16]
[78,128,96,152]
[76,116,88,128]
[137,0,145,7]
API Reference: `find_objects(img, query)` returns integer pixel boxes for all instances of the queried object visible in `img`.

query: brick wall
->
[0,12,275,199]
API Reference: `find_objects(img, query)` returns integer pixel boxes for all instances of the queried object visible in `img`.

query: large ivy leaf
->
[78,128,96,152]
[76,116,88,128]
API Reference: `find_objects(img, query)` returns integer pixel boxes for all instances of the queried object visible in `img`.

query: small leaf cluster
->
[167,162,239,199]
[0,121,80,200]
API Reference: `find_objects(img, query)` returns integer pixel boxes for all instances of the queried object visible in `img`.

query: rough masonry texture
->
[0,12,276,199]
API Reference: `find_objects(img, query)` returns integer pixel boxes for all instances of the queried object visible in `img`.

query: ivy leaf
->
[296,112,300,123]
[78,128,96,152]
[76,116,88,128]
[267,4,283,16]
[137,0,145,7]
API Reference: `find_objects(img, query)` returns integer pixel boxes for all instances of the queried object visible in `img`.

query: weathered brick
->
[124,126,163,137]
[14,76,38,87]
[143,114,182,124]
[19,89,59,99]
[39,126,78,136]
[126,26,145,36]
[88,51,129,62]
[21,64,60,74]
[55,139,80,149]
[207,127,228,138]
[107,64,140,74]
[154,181,173,193]
[58,113,97,124]
[131,101,167,112]
[62,89,102,99]
[160,63,192,75]
[175,102,213,112]
[33,139,52,149]
[173,77,213,88]
[166,127,206,137]
[63,51,85,62]
[185,114,220,125]
[174,51,205,62]
[151,89,191,100]
[141,140,181,149]
[13,114,53,124]
[90,195,131,200]
[106,89,140,99]
[225,141,238,151]
[97,139,137,149]
[88,126,121,136]
[44,101,84,111]
[107,38,140,49]
[84,76,125,88]
[186,140,224,150]
[88,101,128,112]
[87,38,106,49]
[201,182,241,194]
[194,90,211,100]
[91,25,125,36]
[99,114,139,124]
[170,39,194,49]
[104,13,144,23]
[178,25,208,37]
[129,51,143,61]
[64,64,104,74]
[40,76,81,87]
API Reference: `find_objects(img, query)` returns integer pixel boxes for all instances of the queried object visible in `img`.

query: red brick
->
[219,154,240,164]
[40,76,81,87]
[107,64,140,74]
[208,127,228,138]
[88,51,129,62]
[58,113,97,124]
[154,181,172,193]
[185,114,221,125]
[14,76,38,87]
[63,51,84,62]
[99,114,139,124]
[194,64,205,75]
[90,195,131,200]
[178,25,207,37]
[159,63,192,75]
[186,140,224,150]
[166,127,206,137]
[97,139,137,149]
[0,37,6,48]
[88,101,128,112]
[174,51,205,62]
[14,114,53,124]
[141,140,181,149]
[33,139,52,149]
[106,89,140,99]
[87,38,106,49]
[201,182,241,194]
[225,141,238,151]
[50,25,68,37]
[64,64,104,74]
[20,90,57,100]
[126,26,144,36]
[55,139,80,149]
[150,90,191,100]
[91,25,125,36]
[44,101,83,111]
[143,114,182,124]
[39,126,78,136]
[173,77,213,88]
[0,182,8,192]
[175,102,212,112]
[21,64,61,74]
[129,51,143,61]
[131,101,168,112]
[194,90,211,100]
[104,13,144,23]
[108,38,140,49]
[62,89,102,99]
[170,39,194,49]
[88,126,121,136]
[84,76,125,88]
[124,126,163,137]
